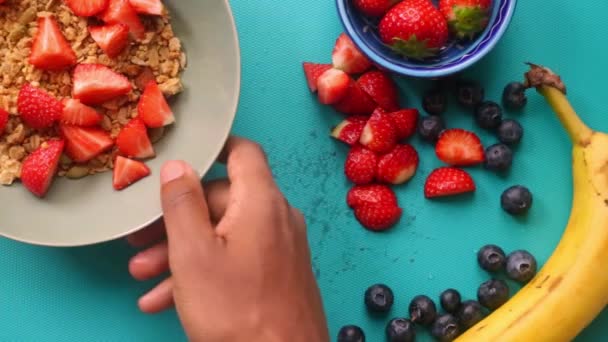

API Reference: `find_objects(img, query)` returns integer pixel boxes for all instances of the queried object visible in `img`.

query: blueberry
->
[484,144,513,172]
[501,185,533,216]
[386,318,416,342]
[431,314,461,342]
[475,101,503,130]
[440,289,462,314]
[418,116,445,143]
[337,325,365,342]
[364,284,394,313]
[423,88,448,115]
[497,119,523,145]
[503,82,528,110]
[456,300,486,329]
[477,244,506,273]
[506,250,538,283]
[455,81,485,108]
[409,295,437,325]
[477,279,510,310]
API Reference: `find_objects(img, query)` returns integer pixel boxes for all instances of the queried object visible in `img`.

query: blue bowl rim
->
[336,0,518,78]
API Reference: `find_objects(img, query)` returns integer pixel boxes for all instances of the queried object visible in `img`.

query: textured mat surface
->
[1,0,607,341]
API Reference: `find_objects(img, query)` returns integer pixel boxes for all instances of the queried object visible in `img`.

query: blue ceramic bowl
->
[336,0,517,78]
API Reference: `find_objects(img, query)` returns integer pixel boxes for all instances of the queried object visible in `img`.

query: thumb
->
[160,161,217,267]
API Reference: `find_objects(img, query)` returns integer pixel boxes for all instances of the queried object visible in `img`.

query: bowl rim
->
[0,0,242,247]
[336,0,517,78]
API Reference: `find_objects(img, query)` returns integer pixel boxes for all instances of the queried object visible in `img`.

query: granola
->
[0,0,186,186]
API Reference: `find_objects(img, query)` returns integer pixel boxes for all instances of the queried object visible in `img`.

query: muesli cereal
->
[0,0,186,195]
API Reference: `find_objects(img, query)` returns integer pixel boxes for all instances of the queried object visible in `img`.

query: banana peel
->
[455,64,608,341]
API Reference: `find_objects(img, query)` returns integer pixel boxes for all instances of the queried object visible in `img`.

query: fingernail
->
[161,161,186,184]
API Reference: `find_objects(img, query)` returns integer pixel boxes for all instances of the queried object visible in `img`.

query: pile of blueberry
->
[418,80,533,216]
[337,245,538,342]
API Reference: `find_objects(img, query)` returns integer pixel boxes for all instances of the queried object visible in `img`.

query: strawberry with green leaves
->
[379,0,449,59]
[439,0,492,39]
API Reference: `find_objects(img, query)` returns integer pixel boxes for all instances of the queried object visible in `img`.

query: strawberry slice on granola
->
[20,140,65,197]
[129,0,164,16]
[116,118,155,159]
[101,0,146,40]
[17,83,62,130]
[29,16,77,71]
[113,156,151,190]
[89,23,130,58]
[60,125,114,163]
[73,64,133,105]
[138,80,175,128]
[65,0,109,17]
[61,99,103,127]
[0,108,8,134]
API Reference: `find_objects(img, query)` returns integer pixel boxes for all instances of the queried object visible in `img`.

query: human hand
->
[127,137,329,342]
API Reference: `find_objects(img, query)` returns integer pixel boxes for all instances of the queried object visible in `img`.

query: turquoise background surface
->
[1,0,608,341]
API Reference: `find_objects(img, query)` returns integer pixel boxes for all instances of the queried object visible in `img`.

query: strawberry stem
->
[525,63,592,145]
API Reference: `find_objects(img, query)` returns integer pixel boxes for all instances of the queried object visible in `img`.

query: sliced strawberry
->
[73,64,133,105]
[65,0,109,17]
[128,0,164,16]
[389,109,419,140]
[116,118,155,159]
[332,33,372,75]
[345,145,378,185]
[60,125,114,163]
[333,80,377,116]
[357,70,400,111]
[113,155,151,190]
[135,67,156,90]
[302,62,332,93]
[377,144,419,184]
[435,128,485,166]
[20,140,65,197]
[61,99,103,127]
[317,69,350,105]
[89,23,130,58]
[17,83,62,129]
[0,108,8,134]
[101,0,146,40]
[138,80,174,128]
[347,184,402,231]
[360,108,397,153]
[330,116,367,145]
[29,16,77,71]
[424,167,476,198]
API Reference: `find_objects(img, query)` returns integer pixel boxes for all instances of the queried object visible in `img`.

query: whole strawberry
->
[379,0,449,59]
[354,0,400,17]
[439,0,492,39]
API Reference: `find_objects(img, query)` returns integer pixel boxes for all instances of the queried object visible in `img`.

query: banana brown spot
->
[535,274,551,289]
[548,276,563,293]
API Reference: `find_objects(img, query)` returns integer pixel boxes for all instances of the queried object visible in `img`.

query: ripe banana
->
[455,64,608,342]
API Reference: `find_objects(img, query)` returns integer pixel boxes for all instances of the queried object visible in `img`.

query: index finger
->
[217,136,276,192]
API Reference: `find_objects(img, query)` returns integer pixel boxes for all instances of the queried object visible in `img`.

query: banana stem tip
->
[524,63,567,95]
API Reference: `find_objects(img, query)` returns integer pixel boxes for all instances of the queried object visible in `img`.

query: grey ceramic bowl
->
[0,1,241,246]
